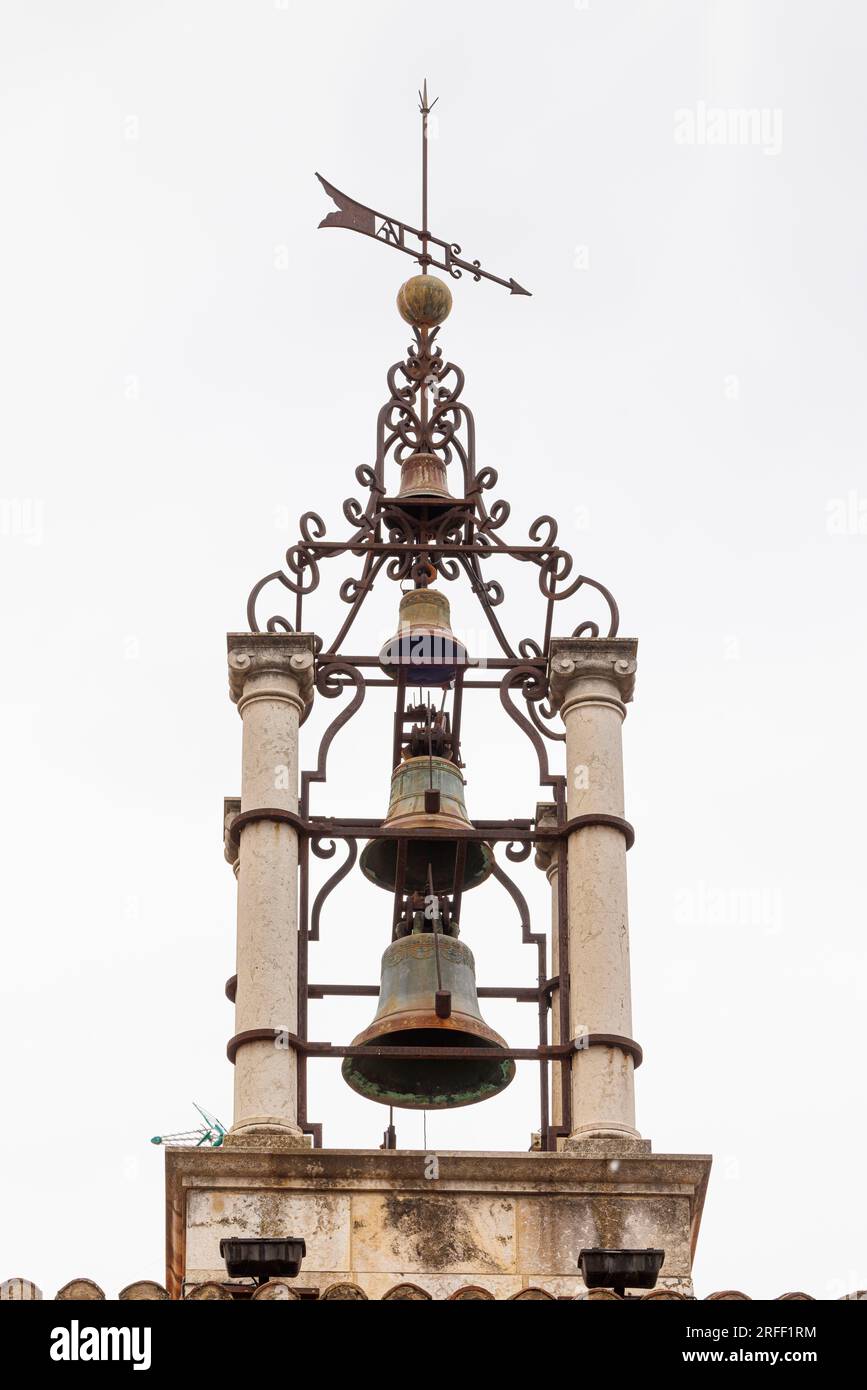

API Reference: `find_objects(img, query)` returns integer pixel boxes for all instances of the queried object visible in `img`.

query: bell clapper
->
[427,861,452,1021]
[380,1110,397,1151]
[434,991,452,1020]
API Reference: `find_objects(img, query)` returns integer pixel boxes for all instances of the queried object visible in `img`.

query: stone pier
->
[166,1146,711,1299]
[226,632,315,1140]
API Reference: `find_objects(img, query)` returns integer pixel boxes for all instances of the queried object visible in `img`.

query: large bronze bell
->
[359,755,493,894]
[379,588,467,686]
[342,932,515,1109]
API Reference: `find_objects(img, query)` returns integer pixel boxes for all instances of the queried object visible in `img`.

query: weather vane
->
[316,80,531,297]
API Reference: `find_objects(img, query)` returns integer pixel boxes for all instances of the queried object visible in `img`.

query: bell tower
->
[164,87,711,1301]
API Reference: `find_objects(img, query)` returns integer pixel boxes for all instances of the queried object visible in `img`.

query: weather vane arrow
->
[315,81,531,297]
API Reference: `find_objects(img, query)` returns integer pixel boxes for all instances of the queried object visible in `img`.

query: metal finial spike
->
[419,82,433,271]
[418,79,438,115]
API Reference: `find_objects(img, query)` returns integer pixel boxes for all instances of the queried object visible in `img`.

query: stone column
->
[534,803,563,1134]
[548,638,640,1144]
[226,633,315,1139]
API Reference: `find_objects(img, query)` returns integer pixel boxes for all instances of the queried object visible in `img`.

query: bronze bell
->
[359,755,493,894]
[342,932,515,1109]
[395,451,454,506]
[379,588,467,687]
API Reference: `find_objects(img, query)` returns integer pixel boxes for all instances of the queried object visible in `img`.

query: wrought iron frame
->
[228,327,639,1152]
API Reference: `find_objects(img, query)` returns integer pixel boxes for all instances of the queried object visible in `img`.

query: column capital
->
[547,637,638,712]
[227,632,317,711]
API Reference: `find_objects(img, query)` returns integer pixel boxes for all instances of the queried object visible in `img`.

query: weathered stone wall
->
[167,1146,711,1300]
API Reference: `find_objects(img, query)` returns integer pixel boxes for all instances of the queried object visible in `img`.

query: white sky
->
[1,0,865,1300]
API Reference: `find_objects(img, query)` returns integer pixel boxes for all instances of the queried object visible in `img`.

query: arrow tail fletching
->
[316,173,378,235]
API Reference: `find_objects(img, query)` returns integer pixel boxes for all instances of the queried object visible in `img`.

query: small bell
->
[341,932,515,1109]
[359,755,493,894]
[379,588,467,686]
[393,451,455,507]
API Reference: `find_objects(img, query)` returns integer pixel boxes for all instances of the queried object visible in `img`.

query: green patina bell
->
[359,755,493,894]
[341,933,515,1109]
[379,588,467,686]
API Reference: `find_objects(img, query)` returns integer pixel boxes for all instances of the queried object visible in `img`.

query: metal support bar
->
[304,982,554,1002]
[227,808,634,850]
[226,1028,643,1068]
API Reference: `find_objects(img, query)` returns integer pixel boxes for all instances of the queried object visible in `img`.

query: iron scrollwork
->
[244,328,619,1151]
[245,329,618,667]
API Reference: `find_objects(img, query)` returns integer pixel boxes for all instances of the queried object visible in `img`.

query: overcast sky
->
[1,0,865,1300]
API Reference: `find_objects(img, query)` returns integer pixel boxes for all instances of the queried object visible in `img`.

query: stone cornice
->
[227,632,317,710]
[547,637,638,712]
[165,1144,712,1199]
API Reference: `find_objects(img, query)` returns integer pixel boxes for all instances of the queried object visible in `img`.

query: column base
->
[565,1120,649,1158]
[224,1120,311,1152]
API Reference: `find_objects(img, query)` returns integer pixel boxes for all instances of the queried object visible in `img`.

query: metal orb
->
[397,274,453,327]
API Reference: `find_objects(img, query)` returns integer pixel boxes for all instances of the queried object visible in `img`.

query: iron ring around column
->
[227,808,306,848]
[562,813,635,850]
[580,1032,643,1068]
[227,1027,299,1064]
